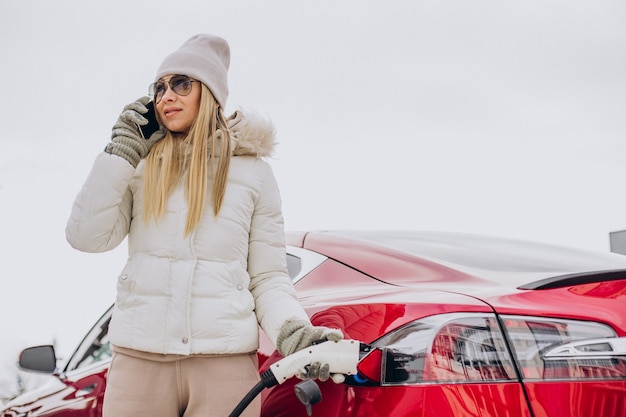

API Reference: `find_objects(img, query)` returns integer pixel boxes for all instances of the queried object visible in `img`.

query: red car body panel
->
[5,366,107,417]
[482,281,626,336]
[260,380,532,417]
[524,381,626,417]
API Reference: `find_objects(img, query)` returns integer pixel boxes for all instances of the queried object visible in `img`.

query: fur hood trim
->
[226,110,277,157]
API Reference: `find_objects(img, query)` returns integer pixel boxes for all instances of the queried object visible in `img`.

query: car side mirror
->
[19,345,57,373]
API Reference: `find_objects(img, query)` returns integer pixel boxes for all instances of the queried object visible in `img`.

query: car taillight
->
[358,313,517,385]
[501,315,626,380]
[355,313,626,386]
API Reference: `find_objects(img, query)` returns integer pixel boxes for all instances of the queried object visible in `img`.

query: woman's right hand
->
[105,96,166,168]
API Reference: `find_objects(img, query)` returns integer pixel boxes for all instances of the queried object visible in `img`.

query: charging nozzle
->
[241,340,370,417]
[268,339,361,385]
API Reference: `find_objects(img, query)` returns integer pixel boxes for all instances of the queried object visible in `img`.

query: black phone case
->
[140,101,160,139]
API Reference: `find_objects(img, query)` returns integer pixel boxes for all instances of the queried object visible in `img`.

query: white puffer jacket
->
[66,112,310,355]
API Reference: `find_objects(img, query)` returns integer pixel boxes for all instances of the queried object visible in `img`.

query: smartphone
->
[140,101,160,139]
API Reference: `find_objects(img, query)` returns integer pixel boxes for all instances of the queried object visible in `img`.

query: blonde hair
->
[142,84,231,235]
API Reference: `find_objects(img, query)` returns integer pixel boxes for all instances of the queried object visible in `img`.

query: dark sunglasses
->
[149,75,198,104]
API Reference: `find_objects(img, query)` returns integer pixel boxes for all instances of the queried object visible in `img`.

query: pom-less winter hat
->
[155,34,230,107]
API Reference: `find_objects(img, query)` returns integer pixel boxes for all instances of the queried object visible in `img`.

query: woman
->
[66,34,342,417]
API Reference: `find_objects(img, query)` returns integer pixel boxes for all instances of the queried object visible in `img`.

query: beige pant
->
[103,351,261,417]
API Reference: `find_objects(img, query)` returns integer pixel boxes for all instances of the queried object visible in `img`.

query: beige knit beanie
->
[155,34,230,107]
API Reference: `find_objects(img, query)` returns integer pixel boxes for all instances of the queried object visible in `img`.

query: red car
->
[4,231,626,417]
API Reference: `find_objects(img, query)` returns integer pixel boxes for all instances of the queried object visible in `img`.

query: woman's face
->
[154,75,201,134]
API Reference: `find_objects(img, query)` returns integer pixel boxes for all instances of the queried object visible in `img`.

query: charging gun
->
[228,339,364,417]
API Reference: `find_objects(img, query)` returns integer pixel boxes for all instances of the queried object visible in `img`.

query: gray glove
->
[104,96,165,168]
[276,318,344,357]
[296,362,346,383]
[276,318,345,383]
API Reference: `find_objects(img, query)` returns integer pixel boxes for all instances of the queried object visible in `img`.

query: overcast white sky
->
[1,0,626,388]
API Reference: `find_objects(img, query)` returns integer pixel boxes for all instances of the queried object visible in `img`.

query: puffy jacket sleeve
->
[247,162,310,346]
[66,152,135,253]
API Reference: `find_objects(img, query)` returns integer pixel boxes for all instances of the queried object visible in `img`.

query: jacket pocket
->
[115,257,142,310]
[229,262,255,315]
